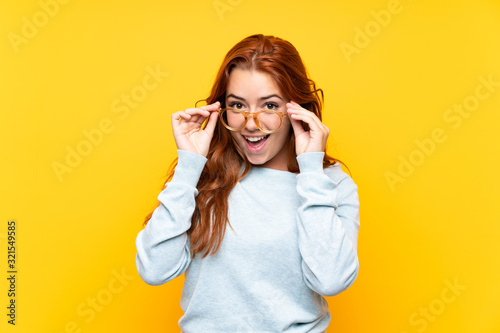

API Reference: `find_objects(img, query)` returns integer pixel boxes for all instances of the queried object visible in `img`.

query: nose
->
[243,113,259,131]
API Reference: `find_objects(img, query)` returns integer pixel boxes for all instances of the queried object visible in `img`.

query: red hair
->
[142,34,348,258]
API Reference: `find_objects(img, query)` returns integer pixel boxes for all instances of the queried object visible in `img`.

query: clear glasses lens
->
[220,108,283,133]
[224,108,245,130]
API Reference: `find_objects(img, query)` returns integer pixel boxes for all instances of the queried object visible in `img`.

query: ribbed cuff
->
[297,152,325,173]
[170,150,207,188]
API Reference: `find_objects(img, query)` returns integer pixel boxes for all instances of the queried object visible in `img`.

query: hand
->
[171,101,220,157]
[286,101,329,155]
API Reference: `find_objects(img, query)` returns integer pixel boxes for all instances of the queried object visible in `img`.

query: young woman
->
[135,34,360,333]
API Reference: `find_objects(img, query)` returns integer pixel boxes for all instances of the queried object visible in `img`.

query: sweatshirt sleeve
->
[295,152,360,297]
[135,150,207,286]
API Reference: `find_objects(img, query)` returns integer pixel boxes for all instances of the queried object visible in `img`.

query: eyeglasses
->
[217,107,288,134]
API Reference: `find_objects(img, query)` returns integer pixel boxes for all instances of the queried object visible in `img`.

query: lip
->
[241,133,268,137]
[241,134,269,152]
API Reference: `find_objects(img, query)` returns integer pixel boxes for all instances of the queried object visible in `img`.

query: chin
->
[245,155,270,166]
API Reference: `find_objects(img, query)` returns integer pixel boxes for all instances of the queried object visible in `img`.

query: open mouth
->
[243,134,270,150]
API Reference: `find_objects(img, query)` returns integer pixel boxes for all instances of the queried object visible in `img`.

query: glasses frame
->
[217,107,288,134]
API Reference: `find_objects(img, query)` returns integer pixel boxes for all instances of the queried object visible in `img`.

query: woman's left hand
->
[287,100,330,155]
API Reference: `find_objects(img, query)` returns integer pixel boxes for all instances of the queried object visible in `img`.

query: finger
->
[198,101,221,124]
[204,110,219,136]
[172,111,192,122]
[287,102,309,114]
[289,113,306,137]
[288,111,324,134]
[287,104,324,131]
[306,112,324,131]
[198,101,221,113]
[185,107,211,118]
[204,101,221,109]
[287,103,311,132]
[286,101,305,136]
[185,101,221,119]
[183,109,212,128]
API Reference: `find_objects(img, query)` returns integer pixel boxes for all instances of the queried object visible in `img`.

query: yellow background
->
[1,0,499,332]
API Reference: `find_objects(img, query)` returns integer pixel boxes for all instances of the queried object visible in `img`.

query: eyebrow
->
[226,93,283,101]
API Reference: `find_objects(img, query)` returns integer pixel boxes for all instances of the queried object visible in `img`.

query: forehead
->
[226,68,282,99]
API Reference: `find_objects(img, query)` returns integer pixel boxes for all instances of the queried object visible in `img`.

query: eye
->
[228,102,245,109]
[264,102,279,110]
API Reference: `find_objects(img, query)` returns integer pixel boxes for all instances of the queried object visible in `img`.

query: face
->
[225,68,291,171]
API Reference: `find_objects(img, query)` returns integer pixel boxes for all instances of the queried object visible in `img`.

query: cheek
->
[278,120,292,141]
[273,126,292,149]
[229,132,245,149]
[280,117,291,133]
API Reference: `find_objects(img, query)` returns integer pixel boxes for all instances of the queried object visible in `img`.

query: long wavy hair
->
[142,34,348,259]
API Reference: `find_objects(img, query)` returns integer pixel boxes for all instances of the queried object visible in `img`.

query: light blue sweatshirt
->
[135,150,360,332]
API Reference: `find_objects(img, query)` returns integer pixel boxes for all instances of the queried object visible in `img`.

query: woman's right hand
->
[171,101,220,157]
